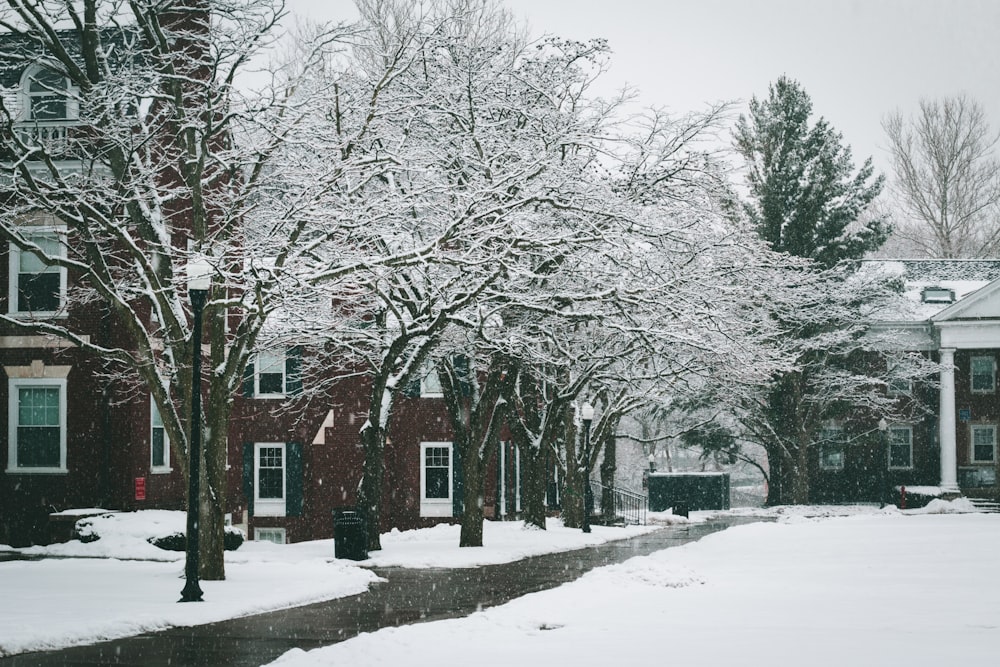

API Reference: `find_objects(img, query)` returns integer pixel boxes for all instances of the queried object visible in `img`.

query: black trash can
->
[333,509,368,560]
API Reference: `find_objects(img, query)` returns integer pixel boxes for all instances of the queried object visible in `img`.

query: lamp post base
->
[179,579,204,603]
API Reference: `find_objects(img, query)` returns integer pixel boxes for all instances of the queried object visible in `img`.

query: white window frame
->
[253,442,287,517]
[150,397,171,473]
[970,424,997,464]
[818,425,845,471]
[7,377,67,473]
[970,356,996,394]
[254,527,286,544]
[20,65,78,122]
[254,349,286,399]
[420,367,443,398]
[7,227,68,317]
[887,377,912,396]
[420,442,453,517]
[887,425,914,470]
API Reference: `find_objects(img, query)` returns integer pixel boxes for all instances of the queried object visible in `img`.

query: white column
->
[939,348,959,493]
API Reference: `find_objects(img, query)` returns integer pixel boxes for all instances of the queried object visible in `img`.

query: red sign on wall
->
[135,477,146,501]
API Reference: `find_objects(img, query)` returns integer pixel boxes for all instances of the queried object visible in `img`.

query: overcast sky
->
[286,0,1000,176]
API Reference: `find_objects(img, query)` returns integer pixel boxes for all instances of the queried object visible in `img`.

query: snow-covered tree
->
[0,0,426,578]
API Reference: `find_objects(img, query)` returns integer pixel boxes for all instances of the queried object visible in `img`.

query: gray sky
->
[287,0,1000,175]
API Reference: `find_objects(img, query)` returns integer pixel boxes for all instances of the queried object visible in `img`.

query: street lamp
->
[580,402,594,534]
[180,259,211,603]
[878,418,889,510]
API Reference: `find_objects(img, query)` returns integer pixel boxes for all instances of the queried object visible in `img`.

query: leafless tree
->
[883,95,1000,258]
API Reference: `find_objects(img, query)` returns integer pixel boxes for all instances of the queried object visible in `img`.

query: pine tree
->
[732,77,902,505]
[735,76,888,268]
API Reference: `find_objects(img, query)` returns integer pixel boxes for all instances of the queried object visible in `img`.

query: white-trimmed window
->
[255,349,286,397]
[7,378,67,473]
[420,442,453,517]
[8,229,67,316]
[22,66,75,121]
[970,356,996,394]
[150,398,170,473]
[970,425,997,464]
[818,426,845,471]
[420,367,443,397]
[254,527,286,545]
[254,442,286,516]
[888,425,913,470]
[246,347,301,399]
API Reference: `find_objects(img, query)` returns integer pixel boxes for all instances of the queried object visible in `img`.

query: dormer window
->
[26,67,70,120]
[921,286,955,304]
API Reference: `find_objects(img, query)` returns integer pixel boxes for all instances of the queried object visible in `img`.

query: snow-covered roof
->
[862,259,1000,322]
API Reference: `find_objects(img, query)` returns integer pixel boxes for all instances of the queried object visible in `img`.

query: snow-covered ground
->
[0,510,654,656]
[270,501,1000,667]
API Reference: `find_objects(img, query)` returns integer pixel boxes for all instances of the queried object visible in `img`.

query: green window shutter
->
[286,441,304,517]
[454,355,472,397]
[242,359,255,397]
[285,346,303,396]
[242,443,254,516]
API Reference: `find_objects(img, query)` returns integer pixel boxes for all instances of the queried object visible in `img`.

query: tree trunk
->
[600,434,616,523]
[358,424,385,551]
[459,446,485,547]
[518,441,548,529]
[562,419,583,529]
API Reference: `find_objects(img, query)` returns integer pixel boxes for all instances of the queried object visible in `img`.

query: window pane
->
[18,272,60,312]
[17,426,61,467]
[258,372,284,395]
[425,468,450,499]
[422,369,442,395]
[258,446,284,499]
[152,429,166,468]
[972,427,996,462]
[971,357,995,391]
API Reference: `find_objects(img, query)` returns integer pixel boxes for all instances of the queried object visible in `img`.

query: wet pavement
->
[1,518,756,667]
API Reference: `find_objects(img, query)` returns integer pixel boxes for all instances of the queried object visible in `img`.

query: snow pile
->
[267,513,1000,667]
[911,497,978,514]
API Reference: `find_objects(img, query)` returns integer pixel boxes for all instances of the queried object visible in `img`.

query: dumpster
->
[648,472,730,513]
[333,509,368,560]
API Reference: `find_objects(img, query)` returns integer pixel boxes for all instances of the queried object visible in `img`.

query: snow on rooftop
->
[862,259,997,322]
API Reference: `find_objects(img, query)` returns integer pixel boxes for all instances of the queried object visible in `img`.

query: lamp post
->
[878,418,889,510]
[180,259,211,603]
[580,402,594,534]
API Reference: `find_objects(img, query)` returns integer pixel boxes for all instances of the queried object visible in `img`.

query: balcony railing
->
[12,120,77,158]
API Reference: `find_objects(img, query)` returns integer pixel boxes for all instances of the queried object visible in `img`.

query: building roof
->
[862,259,1000,323]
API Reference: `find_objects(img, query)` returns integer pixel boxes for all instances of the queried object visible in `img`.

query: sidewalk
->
[0,518,752,667]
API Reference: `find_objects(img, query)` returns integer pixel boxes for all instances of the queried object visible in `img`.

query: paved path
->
[1,518,752,667]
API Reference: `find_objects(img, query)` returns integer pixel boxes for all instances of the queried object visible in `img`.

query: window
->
[254,527,286,545]
[7,378,67,473]
[8,229,67,315]
[420,442,453,517]
[818,426,845,471]
[150,398,170,472]
[887,377,912,396]
[420,367,443,397]
[245,347,301,398]
[254,443,286,516]
[24,67,71,121]
[888,426,913,470]
[970,425,997,464]
[970,356,995,393]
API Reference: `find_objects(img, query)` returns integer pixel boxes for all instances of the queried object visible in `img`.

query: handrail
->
[590,480,647,526]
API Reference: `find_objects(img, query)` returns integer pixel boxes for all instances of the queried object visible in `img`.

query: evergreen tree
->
[735,76,889,268]
[730,77,918,505]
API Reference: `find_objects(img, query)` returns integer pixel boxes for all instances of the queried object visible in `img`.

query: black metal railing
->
[590,480,647,526]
